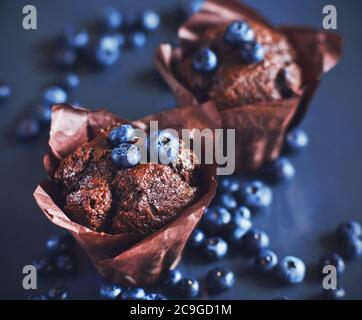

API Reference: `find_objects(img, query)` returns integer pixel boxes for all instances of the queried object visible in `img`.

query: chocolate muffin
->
[54,124,199,235]
[173,19,303,110]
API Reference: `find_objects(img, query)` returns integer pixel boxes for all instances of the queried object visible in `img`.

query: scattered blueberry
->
[264,157,295,183]
[202,237,228,260]
[180,0,204,18]
[319,253,345,276]
[28,293,48,300]
[120,287,146,300]
[111,143,140,168]
[34,103,52,125]
[46,233,75,255]
[99,283,122,299]
[144,293,167,300]
[54,47,77,69]
[233,205,251,220]
[201,206,231,235]
[17,118,40,140]
[342,235,362,260]
[242,228,270,255]
[276,256,306,284]
[109,124,136,146]
[140,10,160,32]
[192,48,218,73]
[323,286,346,300]
[47,285,70,300]
[218,192,238,210]
[206,266,235,293]
[336,221,362,242]
[177,278,200,298]
[240,41,265,64]
[58,73,80,92]
[56,254,76,275]
[0,81,11,102]
[224,21,255,46]
[128,31,147,49]
[101,8,123,31]
[43,86,68,105]
[59,26,89,50]
[254,249,278,273]
[285,128,309,153]
[239,180,273,211]
[188,228,205,250]
[149,129,180,164]
[163,268,182,289]
[218,177,240,193]
[89,35,121,67]
[223,213,252,246]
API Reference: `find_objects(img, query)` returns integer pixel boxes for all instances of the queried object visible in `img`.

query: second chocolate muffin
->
[174,18,303,110]
[54,124,199,235]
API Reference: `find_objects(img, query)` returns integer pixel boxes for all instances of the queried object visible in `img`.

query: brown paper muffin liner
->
[34,102,219,285]
[155,0,342,172]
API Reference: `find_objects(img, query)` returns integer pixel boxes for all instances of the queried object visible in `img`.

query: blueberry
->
[285,128,308,153]
[59,26,89,50]
[90,35,121,67]
[149,129,180,164]
[177,278,199,298]
[58,73,80,92]
[114,33,126,48]
[233,205,251,220]
[319,253,345,276]
[17,118,40,140]
[180,0,204,18]
[101,8,123,31]
[56,254,76,275]
[128,31,147,49]
[140,10,160,32]
[218,192,238,210]
[55,47,77,69]
[99,283,123,299]
[144,293,167,300]
[43,86,68,105]
[206,266,235,293]
[34,104,52,125]
[46,233,75,255]
[242,229,269,255]
[254,249,278,273]
[224,21,255,46]
[0,81,11,102]
[336,221,362,242]
[201,206,231,235]
[240,41,265,64]
[276,256,306,284]
[342,235,362,260]
[28,293,48,300]
[120,287,145,300]
[111,143,140,168]
[239,180,273,211]
[188,228,205,250]
[218,177,240,193]
[203,237,228,260]
[47,285,70,300]
[192,48,218,73]
[323,286,346,300]
[223,214,252,246]
[264,157,295,183]
[163,269,183,289]
[33,256,55,276]
[109,124,136,146]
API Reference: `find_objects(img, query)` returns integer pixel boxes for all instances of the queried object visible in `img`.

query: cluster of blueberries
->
[109,124,180,168]
[192,20,265,74]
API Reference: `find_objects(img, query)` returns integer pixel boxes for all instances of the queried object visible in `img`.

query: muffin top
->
[174,19,303,110]
[54,124,199,235]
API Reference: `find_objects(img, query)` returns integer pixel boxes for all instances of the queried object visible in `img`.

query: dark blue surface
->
[0,0,361,299]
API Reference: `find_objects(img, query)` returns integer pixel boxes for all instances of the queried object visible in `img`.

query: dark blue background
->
[0,0,361,299]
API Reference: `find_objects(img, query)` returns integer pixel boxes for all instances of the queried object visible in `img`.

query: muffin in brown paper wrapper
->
[33,102,219,285]
[155,0,342,173]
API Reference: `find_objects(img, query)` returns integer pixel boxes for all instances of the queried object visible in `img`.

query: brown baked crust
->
[54,126,199,235]
[174,20,303,109]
